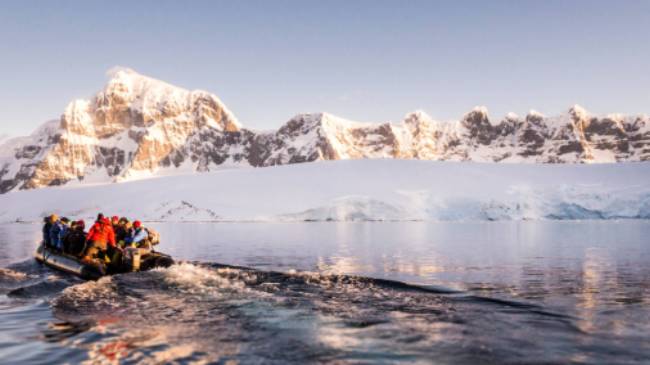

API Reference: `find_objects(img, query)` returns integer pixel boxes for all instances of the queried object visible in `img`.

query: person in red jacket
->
[111,215,119,228]
[87,217,116,249]
[83,217,117,265]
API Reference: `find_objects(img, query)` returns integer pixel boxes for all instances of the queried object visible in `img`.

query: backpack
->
[146,228,160,245]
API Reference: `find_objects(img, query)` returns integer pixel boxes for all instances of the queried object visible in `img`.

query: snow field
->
[0,159,648,223]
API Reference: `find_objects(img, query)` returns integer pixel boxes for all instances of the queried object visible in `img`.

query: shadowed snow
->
[0,159,649,222]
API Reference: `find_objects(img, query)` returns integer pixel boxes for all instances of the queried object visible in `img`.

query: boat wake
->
[2,261,648,364]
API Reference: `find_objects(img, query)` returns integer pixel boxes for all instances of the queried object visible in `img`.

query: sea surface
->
[0,221,649,364]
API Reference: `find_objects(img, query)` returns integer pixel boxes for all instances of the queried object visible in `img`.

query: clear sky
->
[1,0,649,136]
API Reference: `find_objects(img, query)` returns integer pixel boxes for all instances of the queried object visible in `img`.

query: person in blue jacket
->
[125,220,150,249]
[42,214,56,248]
[49,217,70,251]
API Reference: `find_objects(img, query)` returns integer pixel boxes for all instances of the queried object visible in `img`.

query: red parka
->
[86,218,116,248]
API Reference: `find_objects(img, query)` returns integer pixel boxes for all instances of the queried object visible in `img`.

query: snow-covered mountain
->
[0,68,241,194]
[1,68,649,194]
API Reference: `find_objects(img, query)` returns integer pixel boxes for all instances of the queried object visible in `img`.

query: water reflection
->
[1,221,650,362]
[129,220,650,337]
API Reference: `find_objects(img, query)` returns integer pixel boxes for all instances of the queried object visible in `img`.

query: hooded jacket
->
[49,221,68,250]
[86,219,116,249]
[126,227,148,246]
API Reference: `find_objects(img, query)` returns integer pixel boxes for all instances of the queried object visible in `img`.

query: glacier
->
[0,159,648,223]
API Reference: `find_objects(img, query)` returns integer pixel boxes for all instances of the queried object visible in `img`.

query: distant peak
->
[293,112,344,122]
[291,112,325,122]
[471,105,489,116]
[103,66,185,93]
[569,104,589,120]
[403,110,434,126]
[288,112,372,131]
[106,65,138,79]
[405,110,431,120]
[318,112,332,120]
[527,109,545,118]
[462,106,491,126]
[105,66,149,86]
[505,112,519,121]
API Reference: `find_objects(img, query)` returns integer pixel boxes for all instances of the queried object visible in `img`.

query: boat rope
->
[42,243,52,265]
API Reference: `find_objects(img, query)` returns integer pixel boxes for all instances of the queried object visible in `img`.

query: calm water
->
[0,221,649,364]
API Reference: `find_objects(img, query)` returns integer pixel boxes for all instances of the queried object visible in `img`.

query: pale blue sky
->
[1,0,649,136]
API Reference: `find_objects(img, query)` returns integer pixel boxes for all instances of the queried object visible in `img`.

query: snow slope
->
[0,160,648,223]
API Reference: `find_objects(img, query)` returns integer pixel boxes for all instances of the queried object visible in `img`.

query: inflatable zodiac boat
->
[35,242,174,280]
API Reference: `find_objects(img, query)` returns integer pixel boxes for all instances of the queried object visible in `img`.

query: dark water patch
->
[0,260,79,299]
[8,277,77,299]
[42,321,94,343]
[0,268,33,295]
[40,263,647,364]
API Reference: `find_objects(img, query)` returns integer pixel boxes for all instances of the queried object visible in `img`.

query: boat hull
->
[34,243,173,280]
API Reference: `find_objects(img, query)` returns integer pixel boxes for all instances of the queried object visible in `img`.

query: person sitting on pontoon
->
[42,215,56,249]
[63,220,87,257]
[114,217,130,248]
[83,215,116,263]
[50,216,70,252]
[125,220,151,250]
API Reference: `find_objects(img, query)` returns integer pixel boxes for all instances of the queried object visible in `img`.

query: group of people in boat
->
[42,213,160,270]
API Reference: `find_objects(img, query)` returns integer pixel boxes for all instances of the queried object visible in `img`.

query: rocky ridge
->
[1,68,649,194]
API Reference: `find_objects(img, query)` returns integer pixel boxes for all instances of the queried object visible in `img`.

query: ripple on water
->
[36,263,646,364]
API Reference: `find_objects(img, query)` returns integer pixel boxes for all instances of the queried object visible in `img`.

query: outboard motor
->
[124,247,142,272]
[132,249,141,271]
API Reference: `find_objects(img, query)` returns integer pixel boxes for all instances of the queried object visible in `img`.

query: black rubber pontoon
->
[34,243,174,280]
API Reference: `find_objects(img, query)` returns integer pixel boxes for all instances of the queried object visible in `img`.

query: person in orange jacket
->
[87,217,116,249]
[84,215,118,266]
